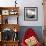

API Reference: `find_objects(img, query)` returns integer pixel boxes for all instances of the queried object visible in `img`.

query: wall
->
[18,0,44,26]
[0,0,44,26]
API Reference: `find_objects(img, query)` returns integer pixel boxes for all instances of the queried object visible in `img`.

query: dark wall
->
[18,26,44,44]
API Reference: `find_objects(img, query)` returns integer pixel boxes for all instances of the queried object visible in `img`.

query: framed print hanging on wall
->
[24,7,38,21]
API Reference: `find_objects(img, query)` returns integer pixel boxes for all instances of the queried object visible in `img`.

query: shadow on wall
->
[18,26,43,44]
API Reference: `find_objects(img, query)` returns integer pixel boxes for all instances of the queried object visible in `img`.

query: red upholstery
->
[21,28,41,46]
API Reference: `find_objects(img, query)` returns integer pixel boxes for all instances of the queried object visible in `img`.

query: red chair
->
[21,28,41,46]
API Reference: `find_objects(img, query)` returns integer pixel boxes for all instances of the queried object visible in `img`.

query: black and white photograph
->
[24,7,38,21]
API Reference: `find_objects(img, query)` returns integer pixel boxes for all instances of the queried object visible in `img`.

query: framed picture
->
[9,10,18,15]
[2,10,9,15]
[24,7,38,21]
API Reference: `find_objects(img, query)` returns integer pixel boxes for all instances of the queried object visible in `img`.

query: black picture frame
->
[24,7,38,21]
